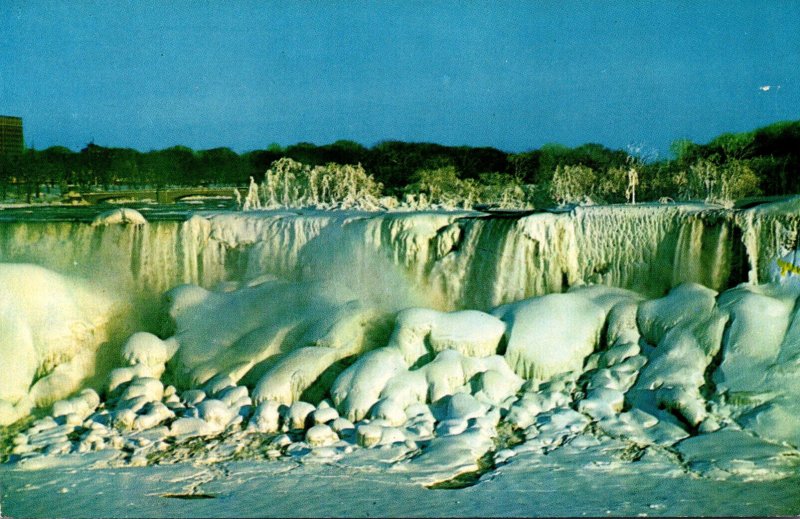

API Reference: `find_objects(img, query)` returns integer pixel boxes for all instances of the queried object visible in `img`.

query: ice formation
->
[243,159,386,211]
[0,264,129,425]
[91,208,148,226]
[4,198,800,496]
[493,291,607,379]
[0,202,792,313]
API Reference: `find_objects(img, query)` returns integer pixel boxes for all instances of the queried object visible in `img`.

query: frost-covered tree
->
[406,166,474,208]
[549,164,596,206]
[244,158,385,210]
[681,158,760,207]
[475,172,533,209]
[405,167,533,209]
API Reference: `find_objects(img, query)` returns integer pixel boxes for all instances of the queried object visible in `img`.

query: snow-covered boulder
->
[121,332,177,367]
[248,400,282,433]
[331,348,408,422]
[306,424,339,447]
[387,308,505,364]
[493,292,606,379]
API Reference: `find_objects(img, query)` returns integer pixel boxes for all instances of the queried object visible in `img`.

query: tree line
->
[1,119,798,206]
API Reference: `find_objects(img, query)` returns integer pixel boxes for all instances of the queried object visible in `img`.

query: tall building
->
[0,116,24,156]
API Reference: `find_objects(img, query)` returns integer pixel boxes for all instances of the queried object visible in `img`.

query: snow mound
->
[387,308,506,364]
[91,208,147,226]
[493,292,607,380]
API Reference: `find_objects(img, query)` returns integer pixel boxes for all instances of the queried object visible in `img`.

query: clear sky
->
[2,1,799,156]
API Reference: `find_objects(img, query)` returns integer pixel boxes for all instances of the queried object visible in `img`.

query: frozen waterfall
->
[2,200,800,492]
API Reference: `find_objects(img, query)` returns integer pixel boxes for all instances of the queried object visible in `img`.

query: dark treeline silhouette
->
[0,120,798,204]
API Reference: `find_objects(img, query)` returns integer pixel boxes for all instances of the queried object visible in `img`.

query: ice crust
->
[5,200,800,490]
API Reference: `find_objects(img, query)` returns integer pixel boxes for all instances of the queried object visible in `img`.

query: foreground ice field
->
[2,200,800,516]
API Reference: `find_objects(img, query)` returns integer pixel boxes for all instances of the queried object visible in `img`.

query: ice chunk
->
[309,406,339,425]
[379,370,428,410]
[444,393,487,421]
[713,285,795,395]
[248,400,281,433]
[737,398,800,448]
[107,364,164,393]
[331,348,408,422]
[494,292,606,379]
[252,347,340,405]
[132,402,174,431]
[120,378,164,403]
[306,424,339,447]
[197,399,235,429]
[387,308,505,364]
[605,302,642,347]
[676,429,797,479]
[630,283,729,427]
[597,342,641,368]
[429,310,506,357]
[51,389,100,420]
[202,374,236,397]
[285,401,316,430]
[577,388,625,419]
[422,350,469,402]
[636,283,720,349]
[330,417,355,435]
[217,385,249,407]
[180,389,206,406]
[369,397,407,426]
[120,332,177,368]
[400,428,494,485]
[356,424,383,448]
[472,368,524,405]
[170,417,220,437]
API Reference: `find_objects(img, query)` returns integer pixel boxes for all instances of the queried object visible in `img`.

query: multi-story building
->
[0,116,24,156]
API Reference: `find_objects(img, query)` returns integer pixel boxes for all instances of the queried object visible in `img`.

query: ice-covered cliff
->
[1,202,796,313]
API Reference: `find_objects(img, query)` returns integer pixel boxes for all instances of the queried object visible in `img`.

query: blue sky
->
[2,1,799,156]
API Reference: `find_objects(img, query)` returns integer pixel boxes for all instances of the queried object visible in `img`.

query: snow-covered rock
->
[493,292,606,380]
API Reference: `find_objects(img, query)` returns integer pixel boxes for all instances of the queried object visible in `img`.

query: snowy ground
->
[4,436,800,517]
